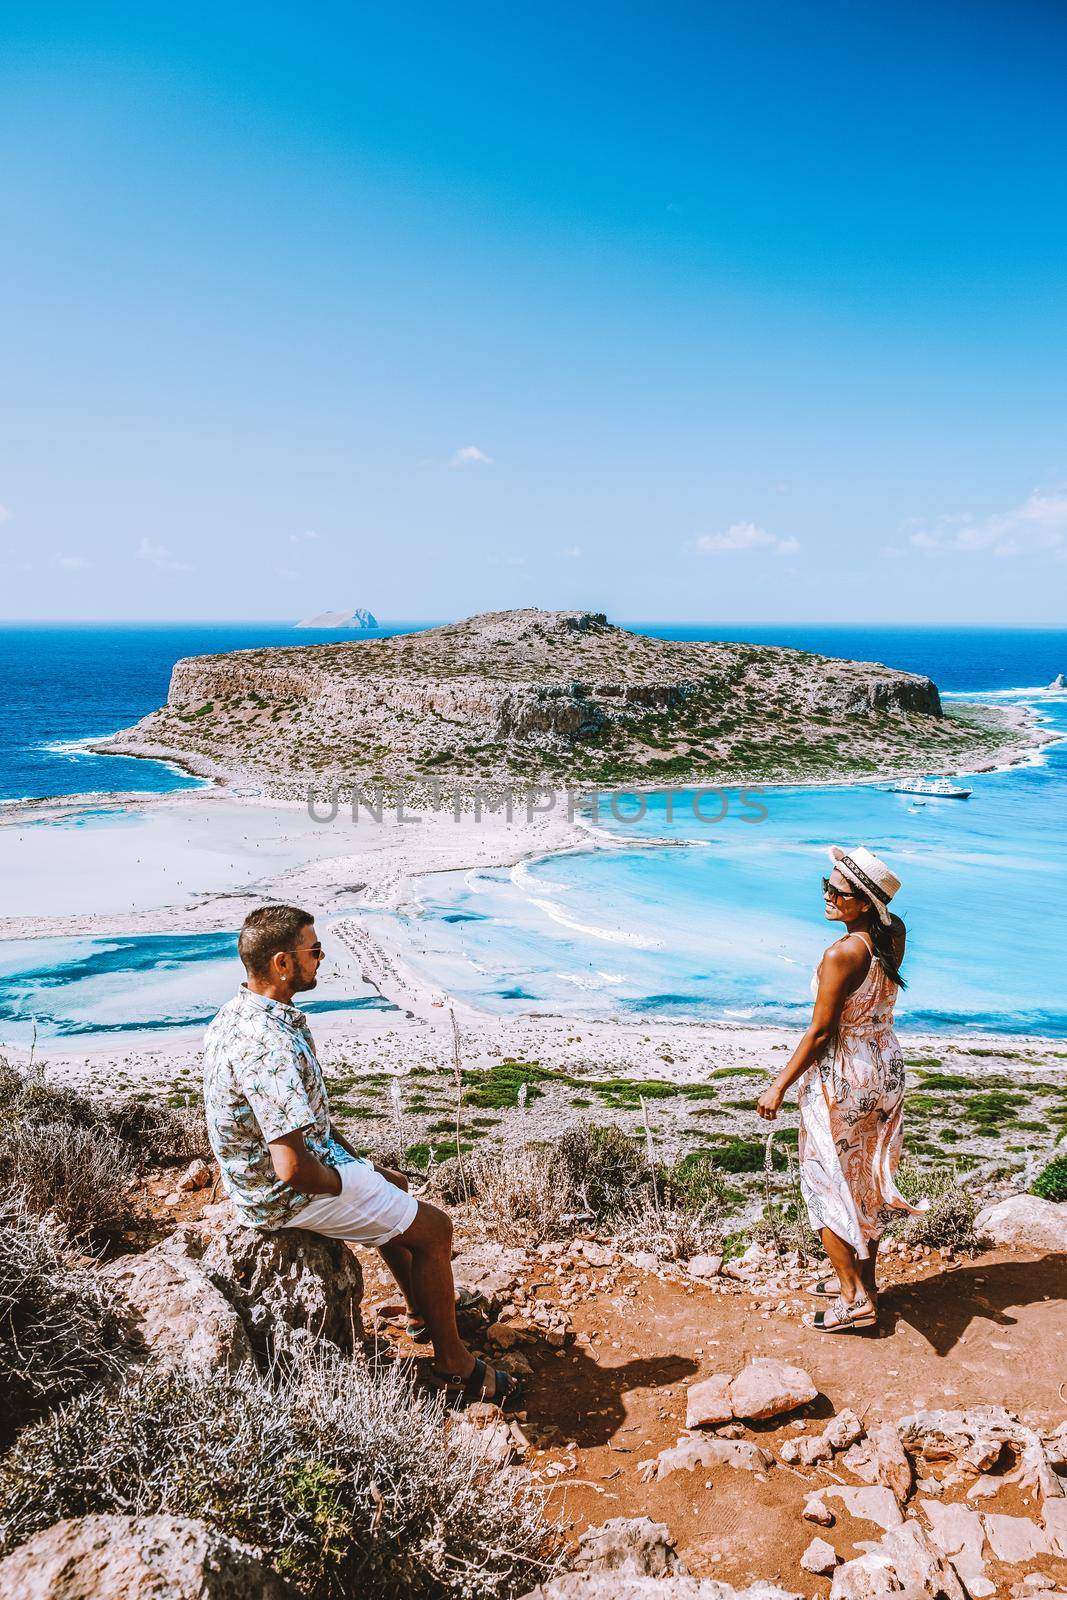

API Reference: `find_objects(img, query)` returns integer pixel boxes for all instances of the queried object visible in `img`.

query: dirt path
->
[503,1246,1067,1595]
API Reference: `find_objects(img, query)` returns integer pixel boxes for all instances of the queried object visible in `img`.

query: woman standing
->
[757,845,925,1333]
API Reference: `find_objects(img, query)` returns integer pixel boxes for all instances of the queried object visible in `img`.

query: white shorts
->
[279,1158,418,1248]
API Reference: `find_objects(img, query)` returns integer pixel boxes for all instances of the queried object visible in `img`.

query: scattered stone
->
[728,1359,817,1422]
[579,1241,615,1268]
[802,1493,835,1527]
[1044,1498,1067,1557]
[982,1513,1049,1563]
[522,1579,803,1599]
[0,1514,298,1599]
[800,1537,839,1576]
[487,1321,521,1350]
[175,1158,212,1193]
[823,1409,864,1452]
[795,1434,833,1467]
[573,1517,685,1577]
[449,1243,529,1311]
[687,1254,724,1281]
[841,1422,913,1503]
[102,1251,252,1376]
[685,1374,734,1429]
[921,1500,993,1598]
[646,1433,774,1482]
[974,1194,1067,1252]
[626,1251,661,1273]
[824,1487,904,1532]
[829,1520,967,1599]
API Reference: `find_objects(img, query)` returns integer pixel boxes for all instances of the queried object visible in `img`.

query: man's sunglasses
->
[821,876,859,904]
[286,942,324,958]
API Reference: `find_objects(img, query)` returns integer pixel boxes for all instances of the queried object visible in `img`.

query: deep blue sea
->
[1,622,1065,1040]
[2,621,1064,802]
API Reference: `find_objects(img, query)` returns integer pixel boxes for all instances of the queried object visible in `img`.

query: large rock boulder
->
[975,1194,1067,1252]
[0,1515,298,1600]
[685,1359,818,1428]
[157,1210,365,1360]
[102,1252,253,1377]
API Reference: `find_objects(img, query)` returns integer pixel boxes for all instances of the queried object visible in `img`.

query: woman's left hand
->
[757,1085,783,1121]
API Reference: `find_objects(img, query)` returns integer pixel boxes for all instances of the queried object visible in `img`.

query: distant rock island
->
[294,609,378,630]
[94,609,1040,796]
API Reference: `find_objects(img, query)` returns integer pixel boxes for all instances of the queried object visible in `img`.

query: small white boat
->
[889,776,973,799]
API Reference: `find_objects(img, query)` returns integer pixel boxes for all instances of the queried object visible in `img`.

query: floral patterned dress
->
[797,936,926,1258]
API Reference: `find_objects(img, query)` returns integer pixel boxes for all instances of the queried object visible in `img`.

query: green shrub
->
[0,1353,559,1598]
[1031,1155,1067,1203]
[552,1122,646,1220]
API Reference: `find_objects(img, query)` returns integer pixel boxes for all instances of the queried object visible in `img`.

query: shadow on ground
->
[879,1251,1067,1356]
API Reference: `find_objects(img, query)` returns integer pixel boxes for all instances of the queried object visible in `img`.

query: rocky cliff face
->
[95,608,1022,794]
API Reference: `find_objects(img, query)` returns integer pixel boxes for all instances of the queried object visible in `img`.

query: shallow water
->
[0,931,394,1044]
[388,686,1067,1036]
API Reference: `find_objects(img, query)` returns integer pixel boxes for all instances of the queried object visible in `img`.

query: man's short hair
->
[238,904,314,978]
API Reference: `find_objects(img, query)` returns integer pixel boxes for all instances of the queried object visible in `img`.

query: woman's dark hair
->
[867,909,907,989]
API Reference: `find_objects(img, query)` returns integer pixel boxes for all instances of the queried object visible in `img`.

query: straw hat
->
[827,845,900,926]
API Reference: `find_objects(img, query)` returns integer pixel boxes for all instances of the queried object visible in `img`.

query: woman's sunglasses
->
[822,876,859,904]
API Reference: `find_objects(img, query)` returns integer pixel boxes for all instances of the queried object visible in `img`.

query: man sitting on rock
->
[202,903,521,1410]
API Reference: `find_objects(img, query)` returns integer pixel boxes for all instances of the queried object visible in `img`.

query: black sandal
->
[433,1356,524,1412]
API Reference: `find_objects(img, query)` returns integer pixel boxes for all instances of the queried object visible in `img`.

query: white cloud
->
[50,553,91,571]
[449,445,494,468]
[694,521,799,556]
[563,544,584,559]
[275,565,300,582]
[137,537,191,573]
[0,504,10,524]
[907,488,1067,561]
[289,529,320,544]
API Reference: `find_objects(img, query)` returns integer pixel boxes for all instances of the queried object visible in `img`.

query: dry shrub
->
[0,1191,129,1443]
[0,1351,561,1599]
[463,1144,568,1246]
[0,1057,208,1241]
[611,1187,723,1262]
[448,1122,649,1246]
[890,1158,981,1254]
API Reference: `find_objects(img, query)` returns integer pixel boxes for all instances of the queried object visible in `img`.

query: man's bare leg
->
[394,1198,475,1379]
[372,1167,419,1316]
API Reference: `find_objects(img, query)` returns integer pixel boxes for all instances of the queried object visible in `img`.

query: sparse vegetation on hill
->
[93,608,1034,794]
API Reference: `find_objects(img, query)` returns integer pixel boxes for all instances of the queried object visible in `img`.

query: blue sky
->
[3,1,1067,623]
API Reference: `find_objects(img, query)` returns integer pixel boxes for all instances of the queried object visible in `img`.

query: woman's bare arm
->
[756,939,868,1120]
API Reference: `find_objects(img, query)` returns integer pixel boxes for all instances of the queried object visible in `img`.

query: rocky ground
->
[15,1140,1057,1600]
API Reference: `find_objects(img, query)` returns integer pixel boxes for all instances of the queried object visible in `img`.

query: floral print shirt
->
[202,986,335,1228]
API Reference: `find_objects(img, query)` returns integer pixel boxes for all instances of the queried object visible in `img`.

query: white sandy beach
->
[1,784,1063,1102]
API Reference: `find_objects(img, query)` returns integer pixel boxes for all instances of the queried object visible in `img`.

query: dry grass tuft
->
[0,1191,130,1443]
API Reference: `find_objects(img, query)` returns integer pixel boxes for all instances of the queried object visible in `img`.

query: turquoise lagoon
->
[0,932,394,1046]
[386,687,1067,1038]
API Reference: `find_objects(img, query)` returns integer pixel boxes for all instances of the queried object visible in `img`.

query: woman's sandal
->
[807,1277,878,1309]
[806,1277,842,1298]
[432,1355,524,1412]
[804,1293,877,1333]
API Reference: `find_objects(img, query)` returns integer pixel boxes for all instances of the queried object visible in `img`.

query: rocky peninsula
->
[91,609,1037,797]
